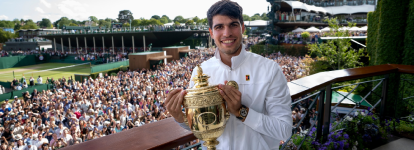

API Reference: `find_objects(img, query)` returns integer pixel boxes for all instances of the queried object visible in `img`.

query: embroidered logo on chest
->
[246,75,250,81]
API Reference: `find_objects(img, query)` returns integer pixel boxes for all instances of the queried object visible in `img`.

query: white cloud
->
[0,15,8,20]
[40,0,51,8]
[23,15,30,20]
[36,7,45,14]
[57,0,90,20]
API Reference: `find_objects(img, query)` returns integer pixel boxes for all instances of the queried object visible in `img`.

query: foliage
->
[337,109,392,150]
[307,18,365,71]
[192,16,200,23]
[0,28,17,43]
[306,56,330,75]
[68,23,77,26]
[242,14,250,21]
[301,32,310,40]
[161,15,172,23]
[173,16,185,23]
[123,23,130,27]
[151,15,160,20]
[403,0,414,66]
[261,13,269,20]
[185,20,194,25]
[174,21,180,26]
[392,118,414,133]
[0,20,15,28]
[89,16,98,23]
[39,18,52,28]
[251,13,262,21]
[20,22,38,29]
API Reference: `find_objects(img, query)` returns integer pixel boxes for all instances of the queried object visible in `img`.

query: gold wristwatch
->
[237,105,248,121]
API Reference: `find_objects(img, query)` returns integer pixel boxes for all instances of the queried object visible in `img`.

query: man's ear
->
[209,27,214,38]
[242,23,245,34]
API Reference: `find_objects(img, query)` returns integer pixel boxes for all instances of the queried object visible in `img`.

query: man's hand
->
[219,80,242,117]
[165,88,187,123]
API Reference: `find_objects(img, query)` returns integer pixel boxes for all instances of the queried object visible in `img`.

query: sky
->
[0,0,271,22]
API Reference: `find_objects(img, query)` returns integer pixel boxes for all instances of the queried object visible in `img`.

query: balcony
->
[61,64,414,150]
[283,0,376,7]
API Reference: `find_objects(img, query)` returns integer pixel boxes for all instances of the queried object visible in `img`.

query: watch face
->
[241,108,248,117]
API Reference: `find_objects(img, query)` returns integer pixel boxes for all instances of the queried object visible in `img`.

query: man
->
[37,76,42,84]
[165,0,292,149]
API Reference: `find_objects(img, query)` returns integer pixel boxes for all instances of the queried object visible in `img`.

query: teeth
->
[222,40,234,43]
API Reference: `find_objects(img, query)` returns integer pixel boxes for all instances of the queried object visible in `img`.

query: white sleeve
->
[243,63,293,140]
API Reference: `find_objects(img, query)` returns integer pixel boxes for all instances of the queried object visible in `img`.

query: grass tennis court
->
[0,63,91,82]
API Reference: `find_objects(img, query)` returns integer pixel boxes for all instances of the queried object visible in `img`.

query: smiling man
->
[165,0,292,149]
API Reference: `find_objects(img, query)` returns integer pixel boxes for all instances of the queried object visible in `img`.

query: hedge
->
[403,0,414,66]
[367,11,378,66]
[376,0,408,65]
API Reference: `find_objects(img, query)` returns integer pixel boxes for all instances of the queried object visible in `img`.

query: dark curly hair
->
[207,0,244,29]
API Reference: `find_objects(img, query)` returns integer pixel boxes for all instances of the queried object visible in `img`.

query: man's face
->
[209,15,245,56]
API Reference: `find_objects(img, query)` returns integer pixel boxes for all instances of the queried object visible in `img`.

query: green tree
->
[123,23,130,27]
[173,16,184,23]
[159,17,168,24]
[89,16,98,23]
[174,21,180,26]
[13,19,20,25]
[39,18,52,28]
[192,16,200,23]
[149,18,162,25]
[0,28,17,43]
[69,23,78,26]
[20,22,39,29]
[151,15,160,20]
[0,21,14,28]
[162,15,172,22]
[131,19,141,26]
[14,24,21,30]
[251,13,261,21]
[56,17,71,29]
[98,19,111,28]
[261,13,269,20]
[243,14,251,21]
[307,18,365,71]
[185,20,194,25]
[200,18,208,25]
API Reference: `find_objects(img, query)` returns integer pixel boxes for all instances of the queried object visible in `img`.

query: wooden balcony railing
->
[61,64,414,150]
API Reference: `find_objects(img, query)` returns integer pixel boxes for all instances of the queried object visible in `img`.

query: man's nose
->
[222,26,232,37]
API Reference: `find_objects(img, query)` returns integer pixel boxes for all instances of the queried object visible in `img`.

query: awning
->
[305,26,321,32]
[292,27,305,33]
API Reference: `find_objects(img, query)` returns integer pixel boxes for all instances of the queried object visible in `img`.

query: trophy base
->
[203,139,219,150]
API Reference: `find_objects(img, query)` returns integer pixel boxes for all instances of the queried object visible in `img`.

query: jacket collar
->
[214,44,247,70]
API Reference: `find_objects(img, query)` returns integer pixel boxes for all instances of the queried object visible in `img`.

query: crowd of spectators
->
[0,45,310,150]
[278,30,366,44]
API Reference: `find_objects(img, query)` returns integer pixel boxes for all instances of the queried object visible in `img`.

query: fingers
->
[219,84,237,102]
[165,88,182,104]
[166,92,180,110]
[176,90,187,110]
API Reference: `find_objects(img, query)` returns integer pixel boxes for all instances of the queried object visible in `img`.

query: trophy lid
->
[185,65,218,97]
